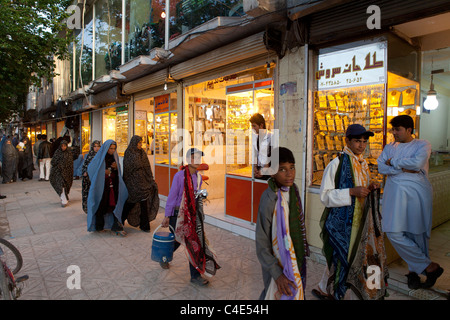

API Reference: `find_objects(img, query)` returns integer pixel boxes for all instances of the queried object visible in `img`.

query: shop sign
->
[316,42,387,90]
[155,94,170,113]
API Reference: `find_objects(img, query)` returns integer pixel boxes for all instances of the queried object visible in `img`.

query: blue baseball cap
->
[345,124,374,137]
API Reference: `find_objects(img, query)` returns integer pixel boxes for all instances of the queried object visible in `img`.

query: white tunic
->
[319,157,352,208]
[377,139,433,237]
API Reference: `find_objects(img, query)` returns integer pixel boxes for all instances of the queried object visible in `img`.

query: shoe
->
[0,195,6,199]
[38,178,44,181]
[311,288,333,300]
[422,267,444,289]
[160,261,170,269]
[114,230,127,237]
[406,272,422,290]
[190,276,209,287]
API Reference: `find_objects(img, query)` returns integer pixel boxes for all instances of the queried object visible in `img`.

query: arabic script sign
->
[316,42,387,90]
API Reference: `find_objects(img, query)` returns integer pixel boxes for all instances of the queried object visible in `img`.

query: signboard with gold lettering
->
[316,42,387,90]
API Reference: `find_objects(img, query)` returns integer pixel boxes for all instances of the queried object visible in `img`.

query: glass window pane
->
[155,113,169,164]
[102,106,129,157]
[170,112,178,166]
[226,90,253,177]
[81,112,91,154]
[95,0,123,78]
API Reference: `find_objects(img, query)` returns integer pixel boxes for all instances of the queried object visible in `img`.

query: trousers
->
[169,210,201,280]
[39,158,51,180]
[386,231,431,274]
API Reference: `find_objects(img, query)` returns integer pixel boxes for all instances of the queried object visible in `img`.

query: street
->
[1,171,417,300]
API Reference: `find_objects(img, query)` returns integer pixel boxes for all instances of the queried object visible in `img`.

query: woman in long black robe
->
[122,135,159,232]
[50,140,74,207]
[81,140,101,213]
[18,137,33,180]
[1,139,18,184]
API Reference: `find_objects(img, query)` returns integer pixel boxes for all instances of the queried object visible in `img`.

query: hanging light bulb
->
[424,74,438,110]
[266,62,270,75]
[164,81,168,91]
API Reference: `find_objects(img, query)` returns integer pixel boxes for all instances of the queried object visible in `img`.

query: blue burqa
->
[86,140,128,232]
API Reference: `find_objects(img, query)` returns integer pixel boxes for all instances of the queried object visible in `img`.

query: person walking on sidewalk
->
[377,115,443,289]
[17,137,33,181]
[50,140,73,207]
[161,148,220,286]
[255,147,309,300]
[50,142,73,207]
[38,135,52,181]
[80,140,101,213]
[86,140,128,236]
[33,134,43,175]
[1,138,18,184]
[122,135,159,232]
[314,124,387,300]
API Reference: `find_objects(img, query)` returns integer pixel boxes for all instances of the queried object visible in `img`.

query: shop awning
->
[122,31,269,95]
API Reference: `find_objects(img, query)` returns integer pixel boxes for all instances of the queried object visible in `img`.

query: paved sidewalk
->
[0,171,415,300]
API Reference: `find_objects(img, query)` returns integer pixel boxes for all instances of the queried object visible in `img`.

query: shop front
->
[305,31,450,260]
[130,60,276,234]
[183,65,275,226]
[133,92,179,198]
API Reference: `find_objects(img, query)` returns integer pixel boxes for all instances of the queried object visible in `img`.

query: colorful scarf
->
[322,152,355,300]
[175,166,220,277]
[265,179,309,300]
[320,148,374,300]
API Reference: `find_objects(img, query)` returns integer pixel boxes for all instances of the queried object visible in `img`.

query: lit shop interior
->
[102,105,129,157]
[311,37,450,189]
[309,35,449,252]
[134,65,274,225]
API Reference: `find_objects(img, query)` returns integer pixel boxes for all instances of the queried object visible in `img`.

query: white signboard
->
[316,42,387,90]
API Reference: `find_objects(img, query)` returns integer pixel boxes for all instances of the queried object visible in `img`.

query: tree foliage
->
[0,0,73,124]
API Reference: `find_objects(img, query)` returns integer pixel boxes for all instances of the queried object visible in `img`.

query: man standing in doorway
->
[377,115,443,289]
[38,134,52,181]
[250,113,272,180]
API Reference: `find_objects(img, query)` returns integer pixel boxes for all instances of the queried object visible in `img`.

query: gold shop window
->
[311,84,385,186]
[154,93,177,165]
[81,112,91,154]
[102,105,129,157]
[225,79,274,178]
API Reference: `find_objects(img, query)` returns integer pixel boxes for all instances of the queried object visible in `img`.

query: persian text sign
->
[316,42,387,90]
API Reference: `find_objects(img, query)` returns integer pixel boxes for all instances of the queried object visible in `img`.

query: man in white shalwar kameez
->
[377,115,443,289]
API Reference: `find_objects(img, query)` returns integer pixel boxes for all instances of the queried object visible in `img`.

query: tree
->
[0,0,73,124]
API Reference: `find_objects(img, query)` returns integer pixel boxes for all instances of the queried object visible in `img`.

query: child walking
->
[255,147,309,300]
[161,148,220,286]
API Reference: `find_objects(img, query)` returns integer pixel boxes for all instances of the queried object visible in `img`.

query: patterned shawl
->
[49,141,74,197]
[123,135,158,203]
[320,148,387,300]
[175,166,220,277]
[81,140,101,176]
[264,179,309,300]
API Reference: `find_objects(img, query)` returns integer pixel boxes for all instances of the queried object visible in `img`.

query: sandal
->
[114,230,127,237]
[311,288,333,300]
[191,276,209,287]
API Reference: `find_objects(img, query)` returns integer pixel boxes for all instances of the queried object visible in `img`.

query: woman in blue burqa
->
[86,140,128,236]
